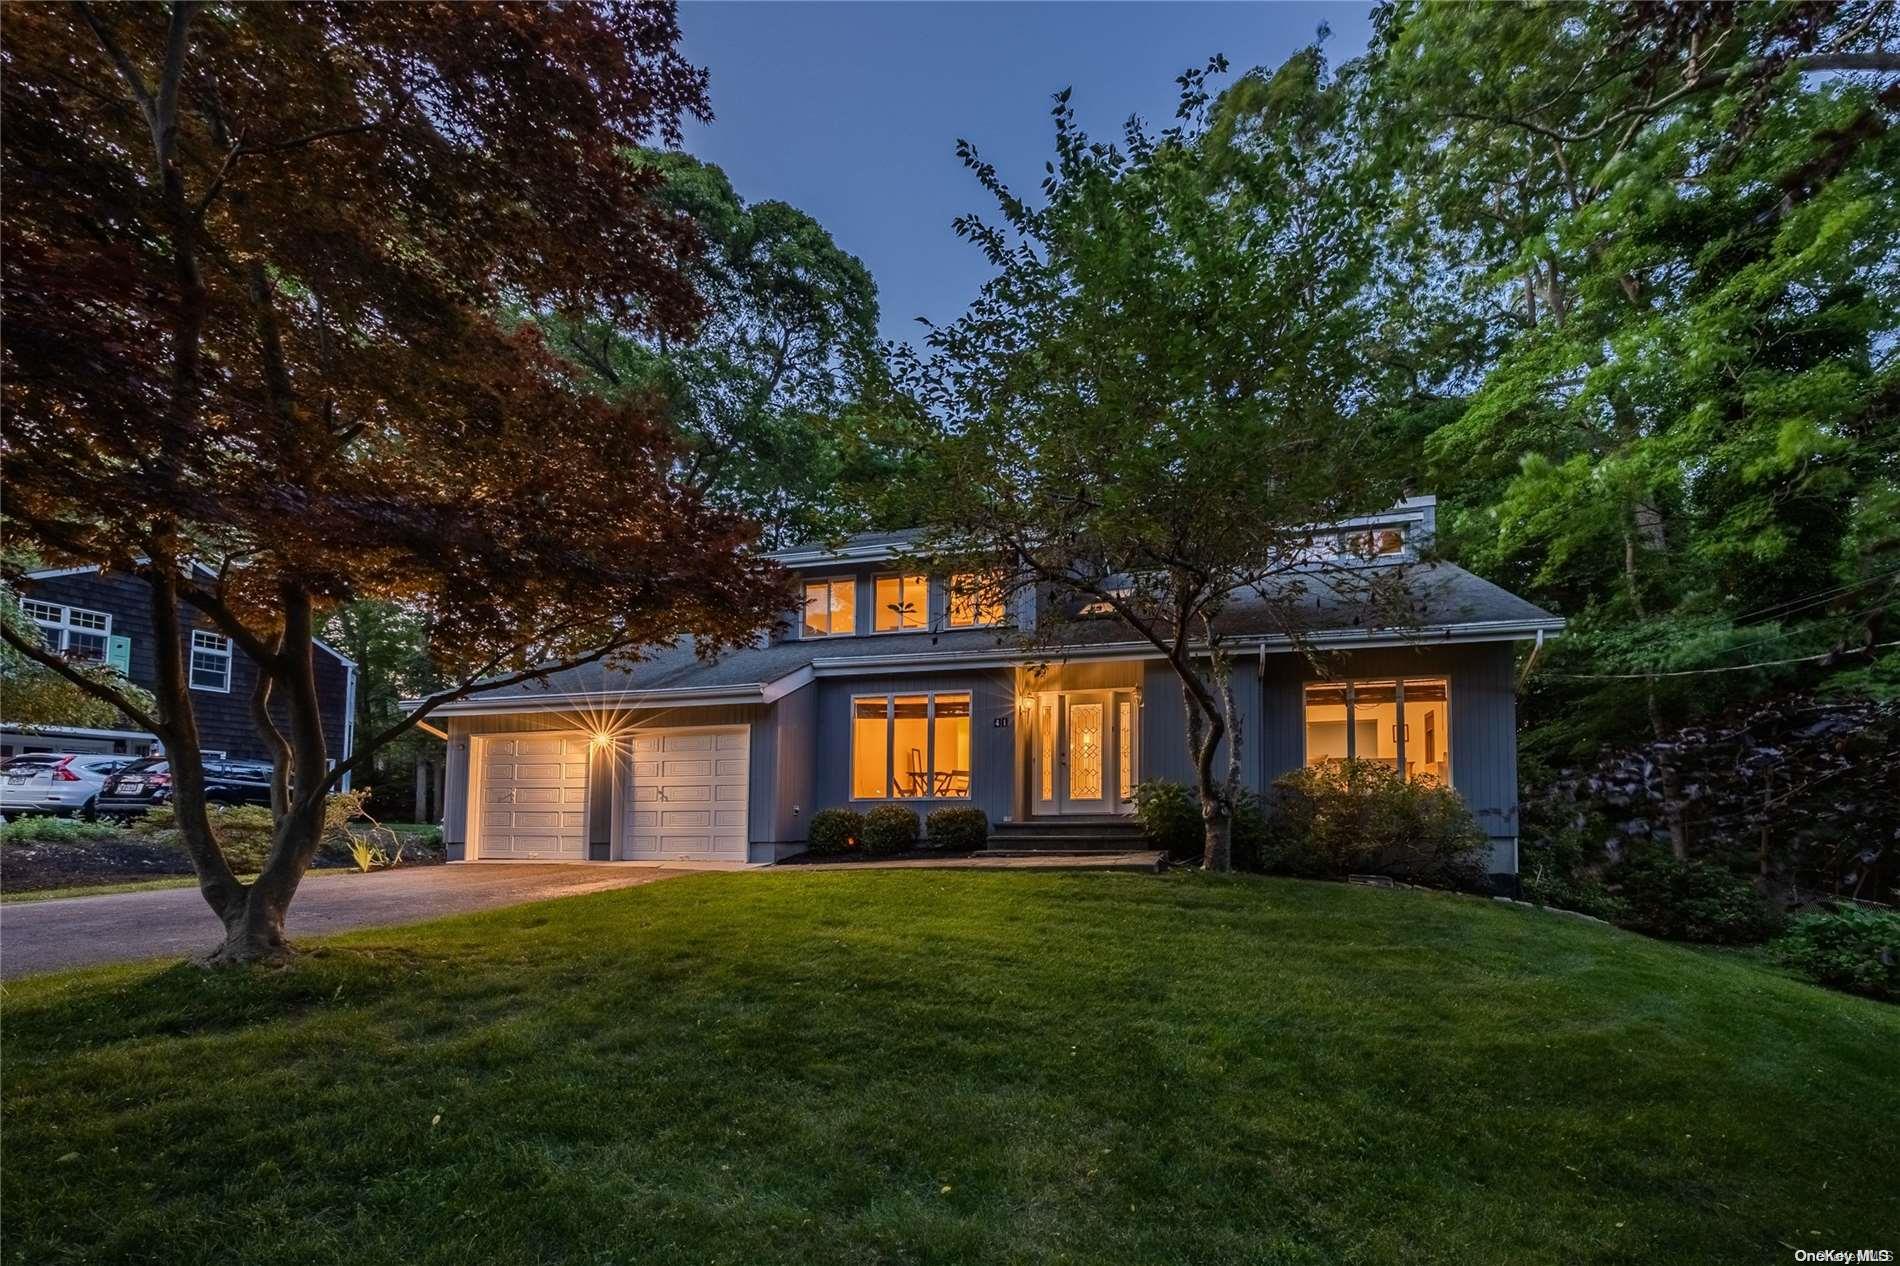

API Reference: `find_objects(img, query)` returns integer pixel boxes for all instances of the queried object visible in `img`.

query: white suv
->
[0,753,136,820]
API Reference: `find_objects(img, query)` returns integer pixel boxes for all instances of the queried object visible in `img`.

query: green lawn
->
[4,872,1895,1265]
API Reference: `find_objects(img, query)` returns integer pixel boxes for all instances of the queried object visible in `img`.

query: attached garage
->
[474,733,590,860]
[622,726,749,861]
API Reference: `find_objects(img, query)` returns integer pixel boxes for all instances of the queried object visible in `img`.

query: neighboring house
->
[430,498,1563,885]
[3,566,356,776]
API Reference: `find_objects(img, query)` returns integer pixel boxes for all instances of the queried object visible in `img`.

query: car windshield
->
[115,758,168,777]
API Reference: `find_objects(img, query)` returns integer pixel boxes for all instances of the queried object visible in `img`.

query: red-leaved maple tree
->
[1,2,785,963]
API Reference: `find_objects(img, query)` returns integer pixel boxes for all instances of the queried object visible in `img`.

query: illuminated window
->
[1303,677,1449,785]
[1117,698,1134,802]
[874,574,927,632]
[803,578,856,637]
[1340,528,1405,559]
[850,693,971,798]
[948,573,1005,627]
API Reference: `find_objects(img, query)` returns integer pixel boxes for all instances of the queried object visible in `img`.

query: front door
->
[1034,690,1129,815]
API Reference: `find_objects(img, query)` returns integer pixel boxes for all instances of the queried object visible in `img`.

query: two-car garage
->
[472,726,750,862]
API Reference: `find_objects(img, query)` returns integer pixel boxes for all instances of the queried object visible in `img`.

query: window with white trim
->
[189,629,233,692]
[802,578,856,638]
[1303,677,1449,785]
[21,599,111,661]
[873,573,927,632]
[851,692,971,799]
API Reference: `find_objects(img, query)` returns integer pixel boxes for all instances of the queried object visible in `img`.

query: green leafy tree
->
[901,56,1402,870]
[1353,1,1900,852]
[544,151,891,547]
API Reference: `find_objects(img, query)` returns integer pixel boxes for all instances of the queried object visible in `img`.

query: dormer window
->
[1340,527,1405,559]
[947,573,1005,628]
[802,578,856,638]
[873,574,927,632]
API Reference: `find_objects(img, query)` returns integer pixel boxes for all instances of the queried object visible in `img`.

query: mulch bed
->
[775,847,981,866]
[0,829,440,892]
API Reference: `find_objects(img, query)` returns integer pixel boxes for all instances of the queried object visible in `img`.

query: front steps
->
[986,816,1149,855]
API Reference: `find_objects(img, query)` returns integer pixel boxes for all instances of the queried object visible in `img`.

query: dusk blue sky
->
[676,2,1378,351]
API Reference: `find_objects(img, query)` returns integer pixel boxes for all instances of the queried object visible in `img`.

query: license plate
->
[117,781,143,793]
[5,777,25,786]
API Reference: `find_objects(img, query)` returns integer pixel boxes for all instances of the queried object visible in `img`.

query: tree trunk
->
[1182,669,1232,872]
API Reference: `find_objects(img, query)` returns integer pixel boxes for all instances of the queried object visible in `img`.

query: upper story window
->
[802,578,856,638]
[189,629,233,692]
[1339,527,1405,559]
[873,573,927,632]
[1303,677,1449,785]
[947,573,1006,628]
[22,599,110,661]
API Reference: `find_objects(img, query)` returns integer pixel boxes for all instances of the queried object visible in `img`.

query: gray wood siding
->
[1138,658,1263,790]
[772,682,817,842]
[19,570,350,764]
[813,669,1016,825]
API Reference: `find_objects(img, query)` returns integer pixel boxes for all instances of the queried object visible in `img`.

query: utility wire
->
[1545,640,1900,681]
[1730,565,1900,625]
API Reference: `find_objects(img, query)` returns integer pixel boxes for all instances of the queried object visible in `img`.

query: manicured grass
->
[4,871,1895,1265]
[0,875,202,902]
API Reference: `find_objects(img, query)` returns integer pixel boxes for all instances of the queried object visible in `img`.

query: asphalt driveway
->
[0,863,717,979]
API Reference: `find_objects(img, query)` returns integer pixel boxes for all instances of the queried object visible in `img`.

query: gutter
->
[418,618,1566,714]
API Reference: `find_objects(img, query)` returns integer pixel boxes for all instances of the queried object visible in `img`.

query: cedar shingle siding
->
[18,571,350,763]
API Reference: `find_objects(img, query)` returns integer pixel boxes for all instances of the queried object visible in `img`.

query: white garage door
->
[622,727,749,861]
[477,734,590,860]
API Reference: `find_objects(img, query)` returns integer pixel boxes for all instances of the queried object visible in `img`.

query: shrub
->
[1133,780,1202,861]
[862,804,921,854]
[806,808,865,856]
[1521,867,1629,923]
[1612,855,1784,944]
[925,807,988,851]
[1134,779,1271,869]
[0,817,128,846]
[1265,759,1490,890]
[139,790,383,875]
[1771,906,1899,999]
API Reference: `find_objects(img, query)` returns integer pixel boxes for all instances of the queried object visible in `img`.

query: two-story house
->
[427,498,1563,886]
[4,565,356,775]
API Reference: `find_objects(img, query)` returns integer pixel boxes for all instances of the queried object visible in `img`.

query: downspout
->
[340,664,357,791]
[1517,628,1546,690]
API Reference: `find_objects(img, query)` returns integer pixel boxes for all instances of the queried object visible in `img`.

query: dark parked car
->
[96,757,276,818]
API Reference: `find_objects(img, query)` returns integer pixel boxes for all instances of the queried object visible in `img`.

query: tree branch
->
[0,623,172,739]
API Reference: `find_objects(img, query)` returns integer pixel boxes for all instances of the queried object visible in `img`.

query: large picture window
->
[851,692,971,798]
[1303,678,1449,785]
[802,578,856,638]
[873,574,927,632]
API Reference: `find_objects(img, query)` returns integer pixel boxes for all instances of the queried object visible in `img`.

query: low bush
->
[0,817,129,846]
[924,807,988,851]
[1133,780,1200,861]
[1521,867,1629,923]
[1771,906,1899,999]
[806,808,865,856]
[1265,760,1490,891]
[862,804,920,854]
[138,803,275,872]
[140,790,388,875]
[1612,855,1784,944]
[1133,779,1269,869]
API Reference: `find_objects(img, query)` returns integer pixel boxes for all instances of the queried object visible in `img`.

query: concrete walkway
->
[0,862,723,979]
